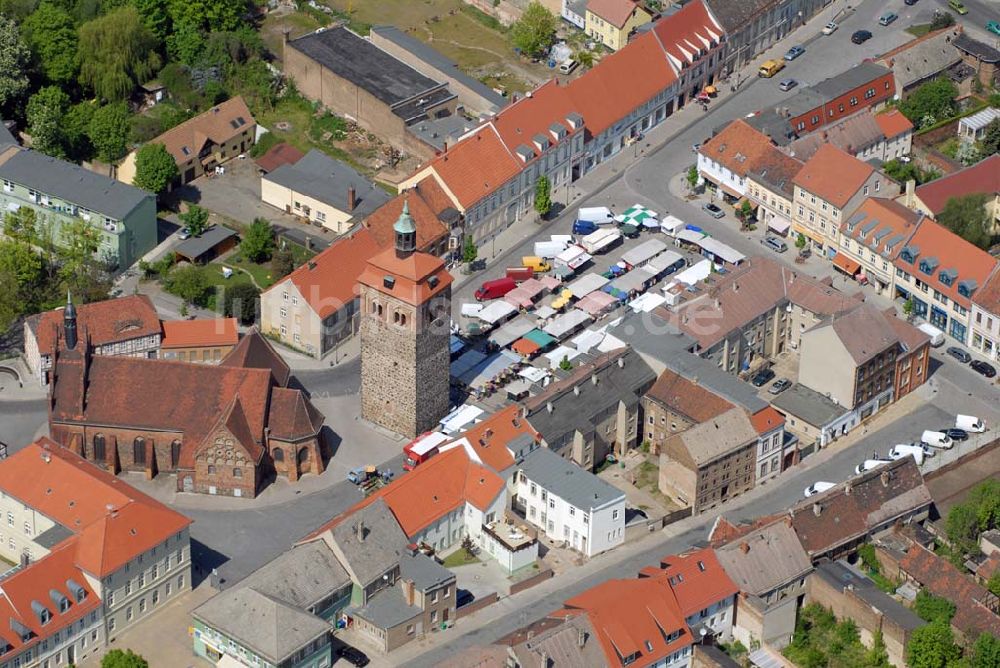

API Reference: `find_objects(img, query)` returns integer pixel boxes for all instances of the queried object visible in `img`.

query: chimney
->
[617,356,625,368]
[356,520,366,541]
[739,542,750,554]
[844,482,852,495]
[812,502,822,517]
[732,282,739,292]
[905,178,916,208]
[577,628,587,648]
[282,28,290,45]
[348,185,357,211]
[880,470,890,487]
[402,579,415,606]
[591,374,598,386]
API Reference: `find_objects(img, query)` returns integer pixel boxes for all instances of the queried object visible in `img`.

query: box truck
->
[917,323,945,347]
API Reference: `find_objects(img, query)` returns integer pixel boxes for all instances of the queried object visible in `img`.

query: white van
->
[917,323,945,347]
[533,240,567,259]
[921,430,954,449]
[887,444,925,466]
[956,414,986,433]
[559,59,578,75]
[576,206,615,226]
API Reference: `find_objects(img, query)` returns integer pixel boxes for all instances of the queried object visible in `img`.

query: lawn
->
[220,243,315,291]
[442,549,481,568]
[906,23,932,37]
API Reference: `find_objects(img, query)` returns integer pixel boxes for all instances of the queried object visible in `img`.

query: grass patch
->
[460,4,504,31]
[906,23,932,37]
[225,254,276,289]
[255,95,360,168]
[442,550,480,568]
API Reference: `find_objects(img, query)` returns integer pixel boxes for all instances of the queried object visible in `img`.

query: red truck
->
[474,277,517,301]
[402,432,450,471]
[506,267,534,282]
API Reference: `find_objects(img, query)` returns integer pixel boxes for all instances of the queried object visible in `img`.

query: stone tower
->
[358,200,452,438]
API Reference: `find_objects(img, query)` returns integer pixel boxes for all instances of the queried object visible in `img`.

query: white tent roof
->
[660,215,686,233]
[571,327,607,354]
[621,238,668,267]
[629,292,667,313]
[439,404,485,433]
[542,309,593,340]
[544,345,583,369]
[668,258,713,287]
[477,300,517,324]
[675,228,705,244]
[519,366,549,383]
[698,237,746,264]
[566,272,609,297]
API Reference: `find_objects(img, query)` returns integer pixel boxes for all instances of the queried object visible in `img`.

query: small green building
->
[0,148,157,272]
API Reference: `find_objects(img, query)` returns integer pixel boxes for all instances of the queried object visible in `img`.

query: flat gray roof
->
[348,585,422,629]
[288,27,443,109]
[407,114,481,151]
[263,149,391,219]
[34,523,73,549]
[174,225,238,260]
[370,26,505,110]
[520,447,624,512]
[0,149,151,220]
[770,382,849,428]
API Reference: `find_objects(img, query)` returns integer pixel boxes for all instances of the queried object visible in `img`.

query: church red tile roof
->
[363,177,450,252]
[357,247,453,307]
[27,295,161,357]
[267,387,325,441]
[219,328,291,387]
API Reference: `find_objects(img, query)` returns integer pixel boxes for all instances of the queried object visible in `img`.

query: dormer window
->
[50,589,70,613]
[938,269,957,287]
[10,619,31,643]
[31,601,51,626]
[958,279,977,298]
[900,247,916,264]
[919,257,938,275]
[67,579,86,603]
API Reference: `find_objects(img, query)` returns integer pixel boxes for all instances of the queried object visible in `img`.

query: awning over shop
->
[576,291,617,316]
[832,252,862,276]
[511,338,541,357]
[523,328,556,348]
[767,217,791,234]
[449,335,466,355]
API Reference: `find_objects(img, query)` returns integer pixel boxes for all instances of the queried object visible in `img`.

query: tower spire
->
[394,196,417,257]
[64,292,78,350]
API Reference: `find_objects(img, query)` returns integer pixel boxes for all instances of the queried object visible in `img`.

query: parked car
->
[946,346,971,363]
[971,360,997,377]
[762,236,788,252]
[456,589,475,607]
[956,414,986,432]
[904,0,918,4]
[878,12,898,26]
[940,428,968,441]
[784,45,806,61]
[178,227,191,240]
[921,430,954,449]
[769,378,792,395]
[851,30,873,44]
[887,444,925,466]
[804,481,836,498]
[947,0,968,15]
[822,21,839,35]
[337,646,370,667]
[703,202,725,219]
[988,21,1000,37]
[692,142,702,153]
[751,368,776,387]
[854,459,891,475]
[778,78,798,91]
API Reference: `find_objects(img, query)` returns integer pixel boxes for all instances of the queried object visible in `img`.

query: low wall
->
[457,591,499,619]
[509,566,553,595]
[624,507,693,541]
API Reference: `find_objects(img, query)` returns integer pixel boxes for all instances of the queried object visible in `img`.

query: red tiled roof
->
[650,0,723,70]
[426,126,521,209]
[841,197,922,260]
[363,178,450,252]
[160,318,239,349]
[750,407,785,435]
[873,109,913,139]
[272,227,381,319]
[219,328,291,387]
[0,439,191,577]
[490,80,580,158]
[644,369,734,423]
[651,548,738,618]
[914,154,1000,215]
[305,447,505,539]
[586,0,643,27]
[27,295,161,358]
[974,267,1000,315]
[267,386,324,441]
[444,405,539,472]
[254,143,305,173]
[151,96,255,165]
[793,144,875,209]
[699,120,776,179]
[357,247,453,307]
[559,577,693,666]
[895,220,997,309]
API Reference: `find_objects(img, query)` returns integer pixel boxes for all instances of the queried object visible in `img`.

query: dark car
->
[946,346,972,363]
[941,428,968,441]
[337,646,370,667]
[456,589,475,608]
[971,359,997,377]
[904,0,917,4]
[751,368,776,387]
[851,30,872,44]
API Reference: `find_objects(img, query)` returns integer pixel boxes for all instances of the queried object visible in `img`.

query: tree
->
[63,101,96,162]
[971,632,1000,668]
[3,207,37,243]
[241,218,274,263]
[88,102,131,163]
[534,175,552,217]
[574,50,594,69]
[980,118,1000,157]
[0,16,30,115]
[906,621,962,668]
[78,6,162,102]
[737,200,754,228]
[930,11,955,30]
[558,355,572,371]
[899,78,957,126]
[222,281,259,325]
[510,1,557,57]
[270,246,295,279]
[168,0,246,34]
[132,142,179,194]
[228,59,277,112]
[947,501,981,554]
[133,0,171,41]
[914,590,956,624]
[686,165,699,191]
[101,648,149,668]
[26,86,70,158]
[795,232,807,250]
[179,205,209,237]
[903,297,915,320]
[987,571,1000,597]
[164,264,207,305]
[462,236,478,264]
[937,193,992,250]
[23,2,78,87]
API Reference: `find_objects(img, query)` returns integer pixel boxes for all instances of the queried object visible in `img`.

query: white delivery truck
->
[554,244,593,271]
[534,239,568,259]
[921,430,954,449]
[956,414,986,432]
[580,228,622,254]
[660,215,687,236]
[917,322,945,347]
[576,206,615,226]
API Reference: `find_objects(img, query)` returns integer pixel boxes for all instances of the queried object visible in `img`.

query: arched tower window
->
[133,437,146,465]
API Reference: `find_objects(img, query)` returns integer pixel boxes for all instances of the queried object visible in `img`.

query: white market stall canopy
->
[477,300,518,325]
[543,309,593,340]
[488,315,536,349]
[660,215,686,235]
[544,345,583,369]
[566,273,610,298]
[621,238,668,268]
[629,292,667,313]
[698,237,746,265]
[439,404,485,433]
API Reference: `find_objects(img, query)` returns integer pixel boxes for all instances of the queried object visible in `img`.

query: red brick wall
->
[50,422,185,477]
[268,436,324,482]
[192,424,261,498]
[895,342,930,400]
[789,72,895,134]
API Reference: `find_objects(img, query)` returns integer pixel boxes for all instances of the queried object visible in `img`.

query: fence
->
[509,566,554,595]
[624,507,693,542]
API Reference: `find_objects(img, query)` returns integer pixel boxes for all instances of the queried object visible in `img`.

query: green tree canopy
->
[937,193,993,250]
[240,217,274,264]
[88,102,131,163]
[133,142,178,194]
[534,175,552,217]
[899,78,957,128]
[23,2,78,86]
[906,621,962,668]
[27,86,71,158]
[101,648,149,668]
[164,264,207,305]
[78,5,162,102]
[3,207,37,244]
[179,205,209,237]
[133,0,171,41]
[270,246,295,279]
[0,15,31,115]
[971,632,1000,668]
[222,281,259,324]
[981,118,1000,157]
[168,0,246,34]
[914,590,956,624]
[510,1,557,57]
[462,236,478,263]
